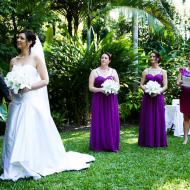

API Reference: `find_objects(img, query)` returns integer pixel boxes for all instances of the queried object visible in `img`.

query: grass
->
[0,125,190,190]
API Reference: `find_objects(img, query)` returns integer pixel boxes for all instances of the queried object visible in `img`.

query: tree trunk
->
[87,0,92,52]
[87,26,91,51]
[66,11,73,36]
[132,10,138,91]
[73,15,79,36]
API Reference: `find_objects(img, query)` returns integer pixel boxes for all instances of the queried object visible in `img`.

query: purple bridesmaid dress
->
[179,68,190,115]
[90,73,120,152]
[138,74,167,147]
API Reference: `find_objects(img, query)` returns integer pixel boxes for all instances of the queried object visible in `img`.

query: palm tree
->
[108,0,176,90]
[112,0,176,30]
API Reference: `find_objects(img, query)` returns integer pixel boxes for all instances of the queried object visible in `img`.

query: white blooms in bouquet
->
[144,81,162,95]
[5,68,32,94]
[101,79,119,94]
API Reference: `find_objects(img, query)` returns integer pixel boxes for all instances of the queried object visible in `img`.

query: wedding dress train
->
[0,64,95,181]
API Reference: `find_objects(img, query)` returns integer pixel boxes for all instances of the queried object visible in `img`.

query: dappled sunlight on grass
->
[62,132,89,142]
[126,138,138,144]
[61,130,89,140]
[121,137,138,144]
[155,179,190,190]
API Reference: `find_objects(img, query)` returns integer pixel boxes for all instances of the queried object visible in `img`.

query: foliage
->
[119,88,143,123]
[51,0,86,36]
[112,0,176,30]
[0,0,190,125]
[52,0,110,37]
[162,43,190,104]
[0,44,17,73]
[0,0,51,33]
[1,127,190,189]
[45,31,145,125]
[0,0,53,72]
[45,34,97,126]
[160,0,175,20]
[0,98,8,122]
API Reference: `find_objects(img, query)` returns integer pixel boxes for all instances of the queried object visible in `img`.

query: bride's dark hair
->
[19,30,36,53]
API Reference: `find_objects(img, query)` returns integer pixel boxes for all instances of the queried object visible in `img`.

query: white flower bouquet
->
[144,81,162,95]
[101,79,119,94]
[5,69,32,94]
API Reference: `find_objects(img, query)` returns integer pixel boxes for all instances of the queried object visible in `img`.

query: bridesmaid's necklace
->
[99,66,109,72]
[150,65,160,70]
[150,66,161,75]
[99,67,110,76]
[150,64,159,69]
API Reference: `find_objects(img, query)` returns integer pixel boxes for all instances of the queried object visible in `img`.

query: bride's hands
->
[19,87,30,94]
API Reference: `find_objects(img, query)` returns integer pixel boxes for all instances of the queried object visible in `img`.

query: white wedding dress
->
[0,64,95,181]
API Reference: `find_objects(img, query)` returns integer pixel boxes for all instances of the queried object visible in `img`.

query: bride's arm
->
[9,58,16,71]
[30,56,49,90]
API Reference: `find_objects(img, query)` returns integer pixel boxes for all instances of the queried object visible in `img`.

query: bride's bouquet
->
[144,81,162,95]
[5,68,32,94]
[101,79,119,94]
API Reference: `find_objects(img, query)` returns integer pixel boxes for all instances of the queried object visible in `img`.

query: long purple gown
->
[138,74,167,147]
[179,68,190,115]
[90,76,120,152]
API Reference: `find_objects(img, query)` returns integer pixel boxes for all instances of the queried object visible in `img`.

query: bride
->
[0,30,95,181]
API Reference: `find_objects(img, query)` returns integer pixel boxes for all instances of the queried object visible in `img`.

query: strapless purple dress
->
[180,68,190,115]
[90,76,120,152]
[138,74,167,147]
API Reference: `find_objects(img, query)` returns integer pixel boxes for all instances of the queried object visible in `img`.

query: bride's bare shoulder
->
[33,54,41,60]
[32,56,45,71]
[10,56,20,66]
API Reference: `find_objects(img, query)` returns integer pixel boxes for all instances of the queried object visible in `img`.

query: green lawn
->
[0,125,190,190]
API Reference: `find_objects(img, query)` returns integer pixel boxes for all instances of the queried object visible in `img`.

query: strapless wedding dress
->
[0,64,95,181]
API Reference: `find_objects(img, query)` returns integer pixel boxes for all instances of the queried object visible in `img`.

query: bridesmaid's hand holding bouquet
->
[144,81,162,97]
[101,79,119,95]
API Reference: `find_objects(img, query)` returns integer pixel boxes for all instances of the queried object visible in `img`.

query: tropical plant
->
[0,0,52,72]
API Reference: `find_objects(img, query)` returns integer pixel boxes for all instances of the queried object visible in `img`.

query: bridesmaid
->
[89,53,120,152]
[138,50,168,147]
[177,54,190,144]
